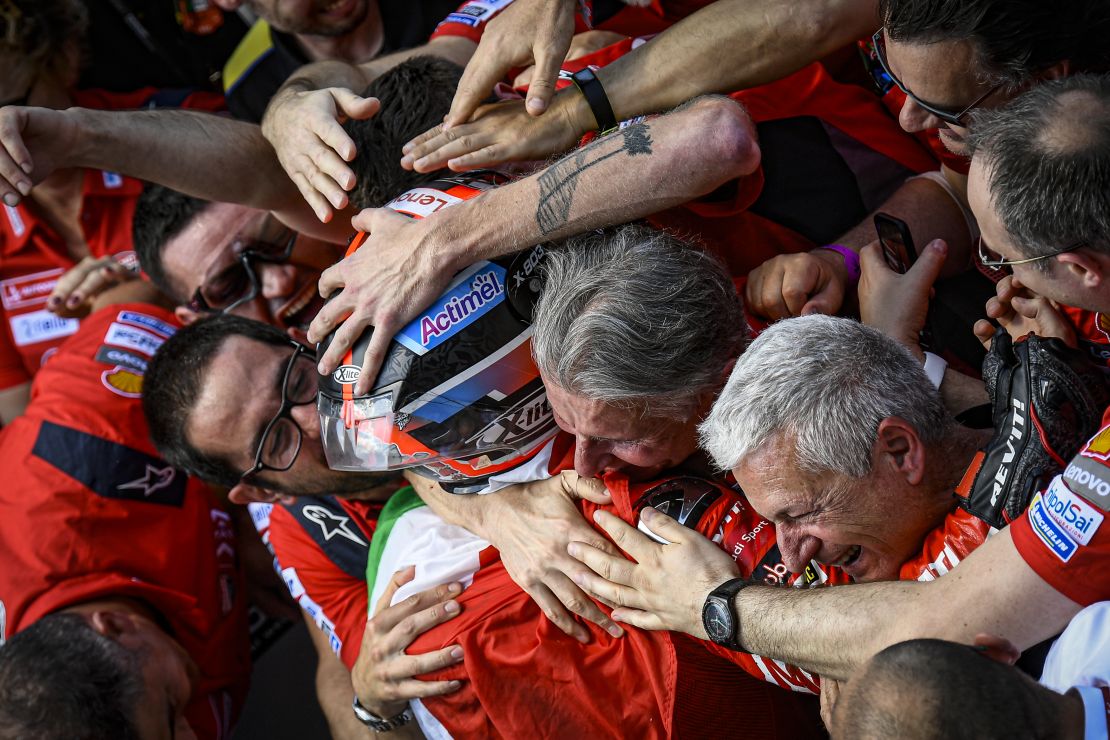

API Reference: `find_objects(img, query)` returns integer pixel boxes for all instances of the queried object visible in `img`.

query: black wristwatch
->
[702,577,749,650]
[352,696,414,732]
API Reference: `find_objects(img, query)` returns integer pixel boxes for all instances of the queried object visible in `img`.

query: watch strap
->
[352,696,414,732]
[570,67,618,133]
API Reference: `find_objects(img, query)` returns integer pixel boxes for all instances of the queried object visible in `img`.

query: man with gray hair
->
[531,223,748,480]
[569,309,1106,676]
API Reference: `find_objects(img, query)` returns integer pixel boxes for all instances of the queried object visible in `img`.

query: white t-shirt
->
[1041,601,1110,740]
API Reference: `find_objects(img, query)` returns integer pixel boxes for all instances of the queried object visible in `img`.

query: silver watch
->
[352,696,414,732]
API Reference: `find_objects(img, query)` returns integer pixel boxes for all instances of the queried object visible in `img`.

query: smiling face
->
[732,432,945,582]
[884,34,1006,156]
[185,334,398,496]
[161,204,341,331]
[544,380,707,481]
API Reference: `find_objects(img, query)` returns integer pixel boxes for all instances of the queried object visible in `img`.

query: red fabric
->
[1059,305,1110,371]
[1012,406,1110,606]
[0,169,142,389]
[0,304,250,739]
[413,474,828,738]
[268,499,381,669]
[431,0,713,44]
[0,88,224,391]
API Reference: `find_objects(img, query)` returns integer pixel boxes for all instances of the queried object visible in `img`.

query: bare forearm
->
[437,95,758,268]
[734,529,1080,679]
[601,0,879,118]
[405,472,489,536]
[834,173,974,276]
[940,367,988,415]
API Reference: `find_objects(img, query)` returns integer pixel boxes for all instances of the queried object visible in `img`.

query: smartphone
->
[874,212,918,274]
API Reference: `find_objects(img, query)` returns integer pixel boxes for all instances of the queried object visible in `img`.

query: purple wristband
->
[816,244,861,285]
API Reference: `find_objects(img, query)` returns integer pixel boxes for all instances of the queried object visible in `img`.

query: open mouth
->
[829,545,862,569]
[276,280,326,330]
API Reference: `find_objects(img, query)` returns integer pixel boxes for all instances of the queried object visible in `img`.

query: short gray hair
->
[967,74,1110,273]
[532,224,747,416]
[699,315,951,476]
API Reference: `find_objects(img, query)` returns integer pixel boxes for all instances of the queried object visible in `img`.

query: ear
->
[175,305,202,326]
[874,417,925,485]
[88,610,139,640]
[1035,60,1071,82]
[1056,251,1104,290]
[228,481,281,505]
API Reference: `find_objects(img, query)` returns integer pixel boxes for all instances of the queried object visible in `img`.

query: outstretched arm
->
[404,0,880,173]
[308,94,761,393]
[0,106,353,242]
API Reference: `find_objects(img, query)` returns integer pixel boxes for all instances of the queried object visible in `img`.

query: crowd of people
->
[0,0,1108,737]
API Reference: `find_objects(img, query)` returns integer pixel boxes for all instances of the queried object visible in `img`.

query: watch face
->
[703,598,734,645]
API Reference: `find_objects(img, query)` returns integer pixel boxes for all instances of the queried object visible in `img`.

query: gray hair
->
[699,315,951,476]
[967,74,1110,273]
[532,224,747,416]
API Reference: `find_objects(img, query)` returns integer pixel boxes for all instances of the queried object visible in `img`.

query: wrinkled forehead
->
[160,202,267,298]
[185,335,287,460]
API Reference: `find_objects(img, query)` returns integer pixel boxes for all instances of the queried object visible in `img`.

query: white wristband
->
[923,351,948,390]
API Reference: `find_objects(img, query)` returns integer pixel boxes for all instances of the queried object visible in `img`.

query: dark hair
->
[967,74,1110,270]
[132,184,211,302]
[343,55,465,210]
[837,639,1058,739]
[143,313,291,487]
[880,0,1110,89]
[0,613,143,740]
[0,0,88,80]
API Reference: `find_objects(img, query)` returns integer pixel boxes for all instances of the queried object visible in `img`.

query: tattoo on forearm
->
[535,123,654,235]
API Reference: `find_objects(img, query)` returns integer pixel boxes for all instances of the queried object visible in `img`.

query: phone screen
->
[874,214,917,274]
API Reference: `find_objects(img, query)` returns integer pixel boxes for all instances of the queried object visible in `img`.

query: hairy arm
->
[304,612,378,740]
[308,94,761,389]
[734,528,1082,679]
[406,471,624,642]
[0,106,351,242]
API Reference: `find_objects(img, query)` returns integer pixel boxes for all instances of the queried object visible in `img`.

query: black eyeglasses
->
[240,341,317,480]
[871,28,1002,127]
[188,223,297,314]
[977,235,1083,272]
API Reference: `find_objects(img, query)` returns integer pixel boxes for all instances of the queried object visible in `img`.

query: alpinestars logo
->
[302,505,367,546]
[117,464,177,497]
[991,398,1027,507]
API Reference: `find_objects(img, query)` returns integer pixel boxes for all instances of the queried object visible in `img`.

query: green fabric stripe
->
[365,486,427,594]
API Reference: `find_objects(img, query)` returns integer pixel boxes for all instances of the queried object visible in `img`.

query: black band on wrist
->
[570,67,618,133]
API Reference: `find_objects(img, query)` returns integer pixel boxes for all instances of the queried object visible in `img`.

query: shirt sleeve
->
[0,319,31,391]
[430,0,518,44]
[1011,419,1110,606]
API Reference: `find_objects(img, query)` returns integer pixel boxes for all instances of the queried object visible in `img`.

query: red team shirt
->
[1011,407,1110,606]
[0,88,224,392]
[0,304,250,739]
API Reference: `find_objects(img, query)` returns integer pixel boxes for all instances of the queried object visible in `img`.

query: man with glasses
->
[562,77,1110,703]
[744,0,1110,324]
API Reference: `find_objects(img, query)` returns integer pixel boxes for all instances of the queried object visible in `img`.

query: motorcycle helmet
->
[317,174,557,491]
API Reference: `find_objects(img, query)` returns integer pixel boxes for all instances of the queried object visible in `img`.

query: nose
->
[258,262,298,299]
[291,401,320,442]
[776,521,822,573]
[574,436,614,479]
[897,95,943,134]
